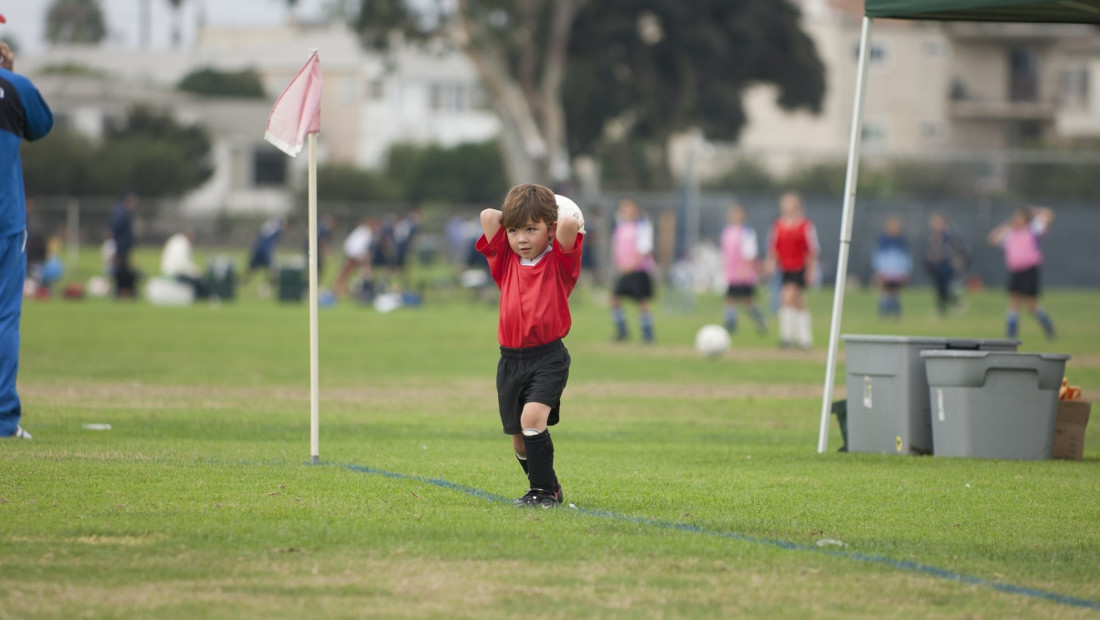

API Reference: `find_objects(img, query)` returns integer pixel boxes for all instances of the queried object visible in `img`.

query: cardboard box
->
[1052,401,1091,460]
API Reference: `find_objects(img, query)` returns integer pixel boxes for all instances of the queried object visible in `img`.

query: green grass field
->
[2,249,1099,619]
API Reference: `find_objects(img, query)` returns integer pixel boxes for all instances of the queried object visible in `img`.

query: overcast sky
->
[1,0,337,55]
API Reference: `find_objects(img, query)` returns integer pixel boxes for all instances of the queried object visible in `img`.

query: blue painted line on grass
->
[336,462,1100,611]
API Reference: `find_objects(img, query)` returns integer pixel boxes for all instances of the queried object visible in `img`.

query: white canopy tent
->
[816,0,1100,453]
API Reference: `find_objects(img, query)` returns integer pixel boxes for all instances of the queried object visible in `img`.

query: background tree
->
[21,106,213,198]
[45,0,107,45]
[352,0,824,190]
[311,140,508,204]
[178,67,267,98]
[565,1,825,188]
[355,0,587,187]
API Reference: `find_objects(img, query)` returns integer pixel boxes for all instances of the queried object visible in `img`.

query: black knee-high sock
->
[522,429,558,492]
[515,452,529,478]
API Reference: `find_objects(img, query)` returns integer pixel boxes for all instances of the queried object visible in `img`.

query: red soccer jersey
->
[476,228,585,348]
[769,217,819,272]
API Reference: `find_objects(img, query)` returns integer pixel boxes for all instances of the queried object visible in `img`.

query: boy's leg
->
[517,402,561,503]
[511,434,529,478]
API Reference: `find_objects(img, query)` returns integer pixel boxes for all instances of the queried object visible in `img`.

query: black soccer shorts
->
[495,339,570,435]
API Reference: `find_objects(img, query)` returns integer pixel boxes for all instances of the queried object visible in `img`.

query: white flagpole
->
[818,16,874,453]
[308,132,321,464]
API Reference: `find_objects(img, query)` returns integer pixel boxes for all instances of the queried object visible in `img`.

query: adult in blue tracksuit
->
[0,42,53,438]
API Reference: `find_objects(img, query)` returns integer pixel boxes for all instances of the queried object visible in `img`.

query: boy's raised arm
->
[556,216,580,253]
[480,208,503,240]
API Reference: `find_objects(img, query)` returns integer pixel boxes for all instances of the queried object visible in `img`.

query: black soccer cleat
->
[514,484,563,509]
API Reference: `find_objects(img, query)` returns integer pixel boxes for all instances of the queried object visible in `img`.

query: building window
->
[429,83,444,110]
[853,41,887,64]
[368,79,385,100]
[922,40,947,57]
[1060,65,1089,108]
[1009,48,1039,102]
[920,121,947,141]
[861,122,888,145]
[253,149,287,186]
[342,79,357,105]
[429,82,475,113]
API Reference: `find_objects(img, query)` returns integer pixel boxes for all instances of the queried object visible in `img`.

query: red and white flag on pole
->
[264,49,323,157]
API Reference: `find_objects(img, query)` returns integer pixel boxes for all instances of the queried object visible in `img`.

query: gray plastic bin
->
[921,350,1069,460]
[842,335,1019,455]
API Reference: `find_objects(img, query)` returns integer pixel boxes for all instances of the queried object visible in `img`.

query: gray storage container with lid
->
[842,335,1020,455]
[921,350,1069,460]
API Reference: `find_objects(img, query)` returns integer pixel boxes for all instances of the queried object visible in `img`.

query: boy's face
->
[507,219,555,259]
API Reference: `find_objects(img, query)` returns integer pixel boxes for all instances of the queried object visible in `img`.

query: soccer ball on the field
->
[86,275,110,298]
[555,194,585,233]
[694,324,731,358]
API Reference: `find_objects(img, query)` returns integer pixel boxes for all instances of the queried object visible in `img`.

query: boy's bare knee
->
[519,402,552,431]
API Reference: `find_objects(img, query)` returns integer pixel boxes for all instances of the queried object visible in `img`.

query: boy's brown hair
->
[501,184,557,230]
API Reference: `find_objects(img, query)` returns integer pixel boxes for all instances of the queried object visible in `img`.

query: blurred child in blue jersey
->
[243,217,286,286]
[871,216,912,318]
[720,204,766,334]
[0,34,54,438]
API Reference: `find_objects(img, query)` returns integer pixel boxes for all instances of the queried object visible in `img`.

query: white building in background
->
[708,0,1100,183]
[22,20,498,215]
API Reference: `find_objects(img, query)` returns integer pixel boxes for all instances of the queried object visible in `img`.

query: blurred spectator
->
[334,217,377,299]
[160,230,208,299]
[243,217,286,286]
[580,208,602,286]
[108,191,139,298]
[394,208,422,276]
[303,214,333,280]
[924,212,968,316]
[872,216,912,318]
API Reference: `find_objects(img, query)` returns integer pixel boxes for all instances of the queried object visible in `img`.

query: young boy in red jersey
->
[477,184,583,508]
[766,192,819,349]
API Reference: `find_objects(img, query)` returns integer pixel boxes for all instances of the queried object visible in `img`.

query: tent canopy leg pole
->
[818,16,874,454]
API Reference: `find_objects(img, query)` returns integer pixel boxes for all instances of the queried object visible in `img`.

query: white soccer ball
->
[555,194,585,233]
[86,275,110,298]
[372,292,402,314]
[694,324,731,358]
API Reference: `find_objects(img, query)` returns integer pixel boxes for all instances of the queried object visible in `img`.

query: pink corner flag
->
[265,50,323,157]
